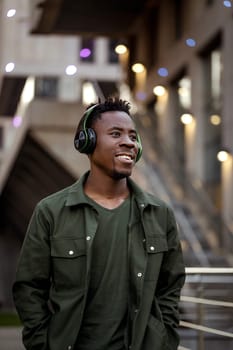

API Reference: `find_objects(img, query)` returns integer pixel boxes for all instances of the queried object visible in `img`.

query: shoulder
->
[144,191,171,208]
[36,182,78,212]
[128,177,172,209]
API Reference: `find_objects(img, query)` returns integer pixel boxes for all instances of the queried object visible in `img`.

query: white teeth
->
[117,155,131,160]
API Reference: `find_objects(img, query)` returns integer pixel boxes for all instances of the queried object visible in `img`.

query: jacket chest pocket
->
[144,235,168,281]
[50,238,86,289]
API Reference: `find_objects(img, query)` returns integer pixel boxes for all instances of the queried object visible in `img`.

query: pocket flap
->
[51,238,86,258]
[146,235,168,253]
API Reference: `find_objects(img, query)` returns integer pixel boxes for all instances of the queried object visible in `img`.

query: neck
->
[84,171,130,208]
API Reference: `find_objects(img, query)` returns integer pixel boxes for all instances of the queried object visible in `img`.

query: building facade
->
[127,0,233,255]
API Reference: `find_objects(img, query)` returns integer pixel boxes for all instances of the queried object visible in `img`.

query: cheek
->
[91,143,114,164]
[95,138,115,155]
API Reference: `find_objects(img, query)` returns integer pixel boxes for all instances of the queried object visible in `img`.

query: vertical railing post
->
[197,283,205,350]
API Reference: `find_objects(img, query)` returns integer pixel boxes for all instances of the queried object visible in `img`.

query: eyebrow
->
[108,126,137,134]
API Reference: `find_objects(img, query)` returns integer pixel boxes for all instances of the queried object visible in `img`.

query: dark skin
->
[84,111,139,209]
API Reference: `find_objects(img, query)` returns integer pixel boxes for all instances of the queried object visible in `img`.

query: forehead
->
[94,110,136,130]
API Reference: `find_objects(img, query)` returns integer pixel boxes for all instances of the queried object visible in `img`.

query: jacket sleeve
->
[156,207,186,350]
[12,202,52,350]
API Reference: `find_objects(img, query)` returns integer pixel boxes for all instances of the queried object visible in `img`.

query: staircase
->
[0,132,76,241]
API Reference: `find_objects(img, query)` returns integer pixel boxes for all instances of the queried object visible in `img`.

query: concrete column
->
[155,88,170,143]
[221,20,233,230]
[189,56,206,181]
[58,76,81,102]
[95,37,108,65]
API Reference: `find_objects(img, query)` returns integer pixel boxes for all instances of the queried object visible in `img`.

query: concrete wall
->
[28,99,90,177]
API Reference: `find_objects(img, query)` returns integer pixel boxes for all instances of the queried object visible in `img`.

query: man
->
[13,98,185,350]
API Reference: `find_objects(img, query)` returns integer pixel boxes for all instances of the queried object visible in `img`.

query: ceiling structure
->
[30,0,156,36]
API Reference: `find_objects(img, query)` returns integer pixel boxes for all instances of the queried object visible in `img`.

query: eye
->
[130,134,137,141]
[111,131,121,137]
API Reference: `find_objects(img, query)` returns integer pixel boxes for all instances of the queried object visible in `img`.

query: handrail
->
[180,321,233,339]
[179,267,233,349]
[185,267,233,273]
[181,295,233,308]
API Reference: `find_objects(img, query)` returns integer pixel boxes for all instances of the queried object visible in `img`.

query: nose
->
[120,134,135,147]
[120,134,138,153]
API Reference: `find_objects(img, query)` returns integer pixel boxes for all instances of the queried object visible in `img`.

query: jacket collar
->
[65,172,90,207]
[127,177,161,208]
[65,171,161,208]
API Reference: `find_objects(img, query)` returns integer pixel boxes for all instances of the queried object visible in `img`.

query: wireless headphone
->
[74,104,143,162]
[74,104,99,155]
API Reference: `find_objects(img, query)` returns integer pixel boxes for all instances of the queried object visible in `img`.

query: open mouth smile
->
[115,153,135,163]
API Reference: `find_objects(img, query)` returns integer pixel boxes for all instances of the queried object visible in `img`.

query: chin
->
[112,169,132,180]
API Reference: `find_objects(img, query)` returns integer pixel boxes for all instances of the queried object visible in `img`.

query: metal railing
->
[179,267,233,350]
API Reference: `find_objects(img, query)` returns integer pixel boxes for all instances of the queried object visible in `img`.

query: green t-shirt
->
[76,196,131,350]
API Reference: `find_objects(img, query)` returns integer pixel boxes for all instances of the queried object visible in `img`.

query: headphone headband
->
[82,104,99,130]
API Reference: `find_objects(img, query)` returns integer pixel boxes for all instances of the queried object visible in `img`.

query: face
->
[89,111,139,179]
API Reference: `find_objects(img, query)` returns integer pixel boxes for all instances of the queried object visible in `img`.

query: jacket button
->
[67,346,72,350]
[137,272,142,277]
[150,246,155,251]
[86,236,91,241]
[68,250,74,255]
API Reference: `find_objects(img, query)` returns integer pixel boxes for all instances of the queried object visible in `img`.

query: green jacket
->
[13,172,185,350]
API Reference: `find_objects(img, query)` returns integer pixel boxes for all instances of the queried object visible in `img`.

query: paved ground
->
[0,327,190,350]
[0,327,25,350]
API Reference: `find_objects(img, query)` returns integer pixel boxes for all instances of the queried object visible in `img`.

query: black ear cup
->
[74,104,98,154]
[74,128,96,154]
[84,128,96,154]
[74,130,85,151]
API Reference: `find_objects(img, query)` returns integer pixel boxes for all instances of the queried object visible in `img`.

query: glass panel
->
[108,39,119,63]
[35,77,58,98]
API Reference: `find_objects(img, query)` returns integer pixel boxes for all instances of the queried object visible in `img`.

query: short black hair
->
[77,97,132,131]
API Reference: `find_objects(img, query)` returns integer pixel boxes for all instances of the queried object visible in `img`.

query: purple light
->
[80,48,91,58]
[157,67,169,77]
[12,115,22,128]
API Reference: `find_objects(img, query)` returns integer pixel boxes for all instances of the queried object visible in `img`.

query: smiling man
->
[13,98,185,350]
